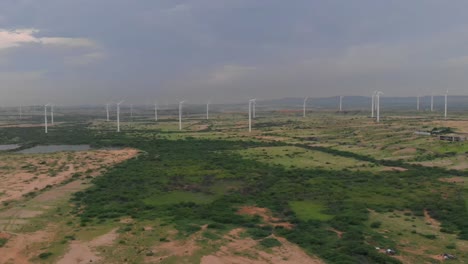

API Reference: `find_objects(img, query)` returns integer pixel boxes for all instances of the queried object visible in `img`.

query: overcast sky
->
[1,0,468,105]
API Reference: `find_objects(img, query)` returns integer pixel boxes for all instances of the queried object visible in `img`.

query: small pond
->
[18,145,92,154]
[0,144,21,151]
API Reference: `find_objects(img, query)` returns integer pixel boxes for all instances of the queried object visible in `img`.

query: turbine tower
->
[248,99,255,132]
[44,104,50,134]
[303,97,308,118]
[376,91,383,123]
[130,104,133,120]
[444,90,448,119]
[179,101,185,130]
[19,105,22,119]
[117,101,124,132]
[206,101,210,120]
[106,103,110,122]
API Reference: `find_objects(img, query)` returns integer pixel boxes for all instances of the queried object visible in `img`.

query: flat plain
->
[0,109,467,264]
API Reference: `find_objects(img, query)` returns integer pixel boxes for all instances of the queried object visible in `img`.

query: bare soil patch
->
[0,149,138,263]
[201,229,324,264]
[0,148,139,204]
[439,176,466,184]
[392,148,417,155]
[0,224,55,264]
[237,206,294,229]
[57,228,119,264]
[381,166,408,172]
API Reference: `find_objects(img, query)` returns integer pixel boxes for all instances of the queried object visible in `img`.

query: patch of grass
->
[289,201,333,221]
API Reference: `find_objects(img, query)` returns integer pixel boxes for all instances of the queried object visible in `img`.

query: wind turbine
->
[376,91,383,122]
[248,99,255,132]
[117,101,124,132]
[130,104,133,121]
[106,103,110,121]
[44,104,50,133]
[339,96,343,112]
[179,100,185,130]
[444,90,448,119]
[303,97,308,118]
[19,105,22,119]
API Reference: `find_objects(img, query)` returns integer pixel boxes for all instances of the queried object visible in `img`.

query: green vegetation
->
[289,201,333,221]
[2,111,468,263]
[259,237,282,248]
[0,238,7,247]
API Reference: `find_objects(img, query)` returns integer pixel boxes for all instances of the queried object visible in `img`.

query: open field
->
[0,110,467,263]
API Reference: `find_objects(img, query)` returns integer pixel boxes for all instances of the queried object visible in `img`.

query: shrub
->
[38,252,53,259]
[260,238,282,248]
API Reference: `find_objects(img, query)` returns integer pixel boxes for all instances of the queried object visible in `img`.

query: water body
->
[0,144,20,151]
[18,145,92,154]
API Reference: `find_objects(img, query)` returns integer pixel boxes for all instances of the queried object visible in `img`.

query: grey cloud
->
[2,0,468,105]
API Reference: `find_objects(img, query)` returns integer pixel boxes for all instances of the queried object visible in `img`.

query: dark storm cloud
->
[1,0,468,105]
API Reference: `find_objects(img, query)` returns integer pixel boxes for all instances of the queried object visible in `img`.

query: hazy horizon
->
[2,1,468,106]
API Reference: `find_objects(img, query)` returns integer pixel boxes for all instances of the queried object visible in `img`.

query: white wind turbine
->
[303,97,308,118]
[248,99,256,132]
[444,90,448,119]
[117,100,124,132]
[19,105,22,119]
[376,91,383,122]
[44,104,50,133]
[206,101,210,120]
[179,100,185,130]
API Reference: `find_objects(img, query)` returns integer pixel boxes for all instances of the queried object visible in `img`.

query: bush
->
[370,221,382,228]
[38,252,53,259]
[260,238,282,248]
[0,238,7,247]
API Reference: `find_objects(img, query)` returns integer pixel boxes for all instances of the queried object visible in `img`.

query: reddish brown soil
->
[237,206,294,229]
[57,228,119,264]
[0,148,139,204]
[381,166,408,172]
[201,229,324,264]
[439,177,466,184]
[0,149,139,264]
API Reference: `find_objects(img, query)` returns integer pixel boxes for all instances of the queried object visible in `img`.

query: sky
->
[1,0,468,105]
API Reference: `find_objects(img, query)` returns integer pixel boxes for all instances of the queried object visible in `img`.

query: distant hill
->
[254,96,468,111]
